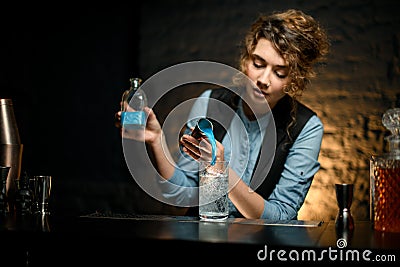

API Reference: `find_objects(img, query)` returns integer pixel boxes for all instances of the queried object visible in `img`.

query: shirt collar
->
[237,99,271,131]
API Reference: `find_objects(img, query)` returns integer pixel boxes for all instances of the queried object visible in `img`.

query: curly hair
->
[238,9,330,139]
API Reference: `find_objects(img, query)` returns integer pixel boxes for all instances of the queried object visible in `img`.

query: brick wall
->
[138,0,400,221]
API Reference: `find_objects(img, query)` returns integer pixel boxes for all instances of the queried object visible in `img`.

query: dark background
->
[1,4,143,216]
[1,1,400,220]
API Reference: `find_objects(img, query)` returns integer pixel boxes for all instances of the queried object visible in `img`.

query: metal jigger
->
[191,118,213,139]
[335,183,355,243]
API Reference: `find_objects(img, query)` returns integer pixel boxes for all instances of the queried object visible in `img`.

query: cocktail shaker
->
[0,99,23,212]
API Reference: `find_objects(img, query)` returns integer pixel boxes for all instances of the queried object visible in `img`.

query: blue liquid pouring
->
[195,118,217,165]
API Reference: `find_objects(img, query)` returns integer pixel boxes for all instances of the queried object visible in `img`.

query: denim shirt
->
[160,89,323,220]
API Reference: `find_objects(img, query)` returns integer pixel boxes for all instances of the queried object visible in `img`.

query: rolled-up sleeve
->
[261,115,324,220]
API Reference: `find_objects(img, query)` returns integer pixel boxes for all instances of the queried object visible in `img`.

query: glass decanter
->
[370,108,400,233]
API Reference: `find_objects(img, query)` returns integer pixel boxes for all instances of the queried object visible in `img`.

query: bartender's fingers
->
[180,135,212,161]
[198,139,213,160]
[180,135,201,157]
[115,111,122,128]
[181,146,199,160]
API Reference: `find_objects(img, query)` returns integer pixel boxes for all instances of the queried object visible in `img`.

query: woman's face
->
[244,38,289,110]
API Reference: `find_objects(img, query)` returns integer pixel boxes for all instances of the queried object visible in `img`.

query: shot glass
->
[199,161,229,221]
[31,175,52,215]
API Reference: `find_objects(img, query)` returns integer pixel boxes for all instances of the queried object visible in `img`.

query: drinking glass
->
[199,160,229,221]
[31,175,52,215]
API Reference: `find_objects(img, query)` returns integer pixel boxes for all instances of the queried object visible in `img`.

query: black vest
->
[206,87,316,201]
